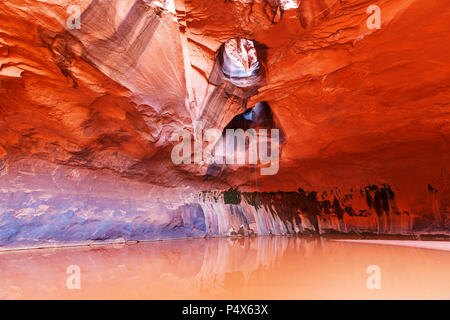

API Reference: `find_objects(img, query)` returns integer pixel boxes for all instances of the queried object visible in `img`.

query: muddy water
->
[0,237,449,299]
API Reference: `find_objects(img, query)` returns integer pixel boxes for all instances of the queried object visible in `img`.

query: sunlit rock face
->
[0,0,449,247]
[222,39,260,79]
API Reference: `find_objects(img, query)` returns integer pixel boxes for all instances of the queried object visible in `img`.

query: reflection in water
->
[0,237,449,299]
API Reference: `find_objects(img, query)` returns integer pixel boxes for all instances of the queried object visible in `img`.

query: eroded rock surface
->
[0,0,449,247]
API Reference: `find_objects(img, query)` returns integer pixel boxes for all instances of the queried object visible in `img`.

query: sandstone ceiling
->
[0,0,449,246]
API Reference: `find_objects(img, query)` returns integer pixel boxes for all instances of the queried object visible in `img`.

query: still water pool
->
[0,237,449,299]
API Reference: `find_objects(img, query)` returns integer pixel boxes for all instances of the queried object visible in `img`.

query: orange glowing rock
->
[0,0,448,246]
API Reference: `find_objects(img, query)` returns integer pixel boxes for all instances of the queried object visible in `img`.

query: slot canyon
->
[0,0,449,249]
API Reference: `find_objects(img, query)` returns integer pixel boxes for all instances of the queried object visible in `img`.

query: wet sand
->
[0,237,449,299]
[334,239,450,252]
